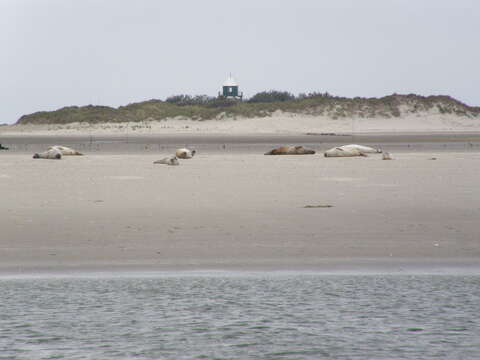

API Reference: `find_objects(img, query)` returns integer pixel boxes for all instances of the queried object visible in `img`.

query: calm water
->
[1,273,479,359]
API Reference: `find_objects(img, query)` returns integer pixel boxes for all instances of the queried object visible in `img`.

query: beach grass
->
[16,93,480,125]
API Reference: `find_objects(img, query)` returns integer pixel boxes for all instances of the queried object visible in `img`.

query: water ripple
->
[0,274,479,359]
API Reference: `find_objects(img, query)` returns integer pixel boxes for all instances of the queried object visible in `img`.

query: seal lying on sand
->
[48,145,83,155]
[153,156,179,166]
[324,147,368,157]
[340,144,382,153]
[175,148,196,159]
[33,148,62,159]
[382,152,393,160]
[264,146,315,155]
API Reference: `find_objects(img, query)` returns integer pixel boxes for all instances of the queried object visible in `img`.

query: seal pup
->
[324,147,367,157]
[340,144,382,153]
[33,148,62,159]
[153,156,179,166]
[175,148,196,159]
[264,146,315,155]
[48,145,83,155]
[382,152,393,160]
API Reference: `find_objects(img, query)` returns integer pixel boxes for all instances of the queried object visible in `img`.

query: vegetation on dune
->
[248,90,296,103]
[16,92,480,125]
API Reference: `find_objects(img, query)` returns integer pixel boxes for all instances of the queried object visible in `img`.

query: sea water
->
[1,273,479,359]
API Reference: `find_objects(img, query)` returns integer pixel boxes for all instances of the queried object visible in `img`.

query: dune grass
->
[16,93,480,125]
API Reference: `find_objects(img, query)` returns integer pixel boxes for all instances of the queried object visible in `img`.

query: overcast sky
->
[1,0,479,124]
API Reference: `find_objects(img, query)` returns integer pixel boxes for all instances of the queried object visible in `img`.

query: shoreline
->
[2,257,480,277]
[1,132,480,155]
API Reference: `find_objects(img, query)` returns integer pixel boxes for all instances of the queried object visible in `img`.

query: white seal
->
[48,145,83,155]
[33,148,62,159]
[153,156,179,166]
[382,152,393,160]
[324,147,367,157]
[339,144,381,153]
[175,148,196,159]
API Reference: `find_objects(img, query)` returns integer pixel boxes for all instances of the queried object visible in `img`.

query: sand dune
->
[3,111,480,136]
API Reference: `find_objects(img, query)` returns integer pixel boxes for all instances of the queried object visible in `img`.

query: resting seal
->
[33,148,62,160]
[264,146,315,155]
[340,144,382,153]
[175,148,196,159]
[324,147,367,157]
[48,145,83,155]
[382,152,393,160]
[153,156,179,166]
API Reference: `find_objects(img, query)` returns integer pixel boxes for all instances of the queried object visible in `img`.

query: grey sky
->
[1,0,479,124]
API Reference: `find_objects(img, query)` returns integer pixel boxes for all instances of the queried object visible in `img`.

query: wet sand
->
[1,134,480,274]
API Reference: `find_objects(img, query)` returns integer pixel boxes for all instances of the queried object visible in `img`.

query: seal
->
[382,152,393,160]
[175,148,196,159]
[340,144,382,153]
[153,156,179,166]
[324,146,367,157]
[264,146,315,155]
[33,148,62,159]
[48,145,83,155]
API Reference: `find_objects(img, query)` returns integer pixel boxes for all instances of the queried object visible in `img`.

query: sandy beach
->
[1,129,480,275]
